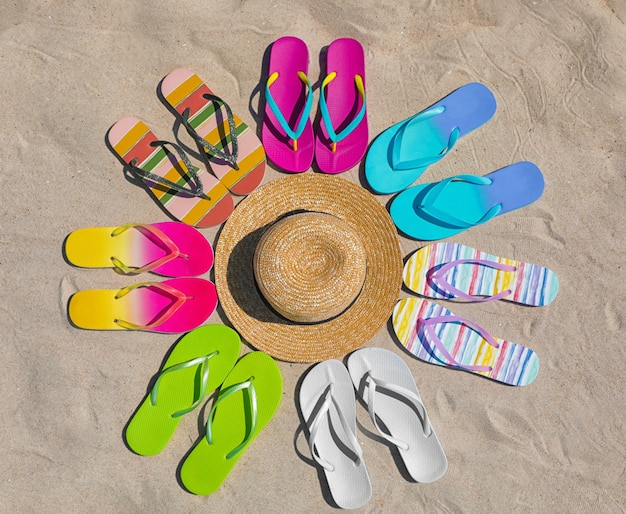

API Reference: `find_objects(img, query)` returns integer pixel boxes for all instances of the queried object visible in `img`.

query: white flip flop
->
[299,359,372,509]
[347,347,447,483]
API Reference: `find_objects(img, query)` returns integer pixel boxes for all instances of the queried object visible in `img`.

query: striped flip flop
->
[160,68,266,196]
[392,298,539,386]
[403,242,559,306]
[107,116,234,228]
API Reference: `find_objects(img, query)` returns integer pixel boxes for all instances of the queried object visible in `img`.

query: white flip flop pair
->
[299,347,447,509]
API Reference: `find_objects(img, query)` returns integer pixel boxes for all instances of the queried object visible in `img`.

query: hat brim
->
[215,173,403,362]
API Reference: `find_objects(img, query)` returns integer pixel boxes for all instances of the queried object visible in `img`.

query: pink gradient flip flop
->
[160,68,266,196]
[64,222,214,277]
[315,38,368,174]
[68,278,218,333]
[107,117,234,227]
[262,36,315,173]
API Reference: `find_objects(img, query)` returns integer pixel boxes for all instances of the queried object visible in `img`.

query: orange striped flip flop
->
[107,116,234,228]
[159,68,266,196]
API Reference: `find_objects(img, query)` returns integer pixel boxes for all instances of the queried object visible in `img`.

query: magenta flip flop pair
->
[65,222,218,333]
[262,36,368,174]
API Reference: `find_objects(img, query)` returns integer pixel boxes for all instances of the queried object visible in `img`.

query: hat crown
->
[253,212,367,323]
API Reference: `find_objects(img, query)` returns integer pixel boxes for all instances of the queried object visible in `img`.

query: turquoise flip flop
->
[365,82,496,194]
[390,162,544,240]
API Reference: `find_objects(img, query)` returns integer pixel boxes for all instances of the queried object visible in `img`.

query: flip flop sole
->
[125,325,241,456]
[107,116,234,227]
[160,68,266,196]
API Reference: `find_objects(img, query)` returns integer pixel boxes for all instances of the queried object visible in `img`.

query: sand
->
[1,0,624,511]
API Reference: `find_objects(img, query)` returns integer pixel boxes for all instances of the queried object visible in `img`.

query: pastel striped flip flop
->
[315,38,368,174]
[125,325,241,456]
[404,242,559,306]
[180,351,283,495]
[64,222,213,277]
[107,116,234,227]
[160,68,266,196]
[68,278,218,333]
[393,298,539,386]
[262,36,315,173]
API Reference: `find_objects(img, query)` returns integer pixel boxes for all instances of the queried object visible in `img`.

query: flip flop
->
[180,351,282,495]
[67,278,218,333]
[315,38,368,174]
[365,82,497,194]
[347,348,447,483]
[393,298,540,386]
[262,36,315,173]
[107,116,234,227]
[160,68,266,196]
[299,360,372,509]
[404,242,559,306]
[125,325,241,456]
[390,161,545,240]
[64,222,214,277]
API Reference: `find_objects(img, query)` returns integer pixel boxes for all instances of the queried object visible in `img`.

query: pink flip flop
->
[315,38,368,174]
[262,36,315,173]
[107,117,234,227]
[64,222,214,277]
[160,68,266,196]
[68,278,218,333]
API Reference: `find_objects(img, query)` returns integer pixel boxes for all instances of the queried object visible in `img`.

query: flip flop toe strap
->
[183,93,240,170]
[391,106,460,170]
[363,373,431,451]
[429,258,517,302]
[113,282,191,330]
[130,140,203,196]
[418,314,499,372]
[319,72,366,152]
[150,351,219,418]
[265,71,313,151]
[205,377,258,460]
[109,223,188,275]
[307,384,364,472]
[419,175,502,228]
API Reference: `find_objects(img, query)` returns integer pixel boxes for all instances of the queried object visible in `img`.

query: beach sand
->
[1,0,624,511]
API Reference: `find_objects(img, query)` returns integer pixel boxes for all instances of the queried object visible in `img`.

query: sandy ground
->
[1,0,624,512]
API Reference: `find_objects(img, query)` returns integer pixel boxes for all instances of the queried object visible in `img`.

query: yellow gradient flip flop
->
[125,325,241,456]
[180,351,283,495]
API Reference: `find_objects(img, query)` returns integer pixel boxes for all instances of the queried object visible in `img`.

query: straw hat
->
[215,173,402,362]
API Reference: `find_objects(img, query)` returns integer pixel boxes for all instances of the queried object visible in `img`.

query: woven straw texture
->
[215,173,402,362]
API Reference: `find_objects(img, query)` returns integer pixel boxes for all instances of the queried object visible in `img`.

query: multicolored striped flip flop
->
[107,116,234,227]
[68,278,218,333]
[64,222,213,277]
[393,298,539,386]
[404,242,559,306]
[160,68,266,196]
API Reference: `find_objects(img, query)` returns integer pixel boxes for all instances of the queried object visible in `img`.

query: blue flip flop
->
[365,83,496,194]
[389,161,544,240]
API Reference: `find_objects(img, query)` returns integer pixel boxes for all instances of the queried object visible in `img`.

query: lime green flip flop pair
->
[125,325,283,495]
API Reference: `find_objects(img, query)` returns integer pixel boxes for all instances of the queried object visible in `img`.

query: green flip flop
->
[124,325,241,456]
[180,351,283,495]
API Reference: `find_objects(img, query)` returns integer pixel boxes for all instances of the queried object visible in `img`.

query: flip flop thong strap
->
[429,258,518,302]
[318,72,366,149]
[205,377,258,460]
[363,372,431,450]
[419,174,502,228]
[109,223,188,275]
[307,384,364,472]
[418,314,499,372]
[130,140,203,196]
[113,281,190,330]
[391,106,460,170]
[150,351,219,418]
[182,93,240,170]
[265,71,313,148]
